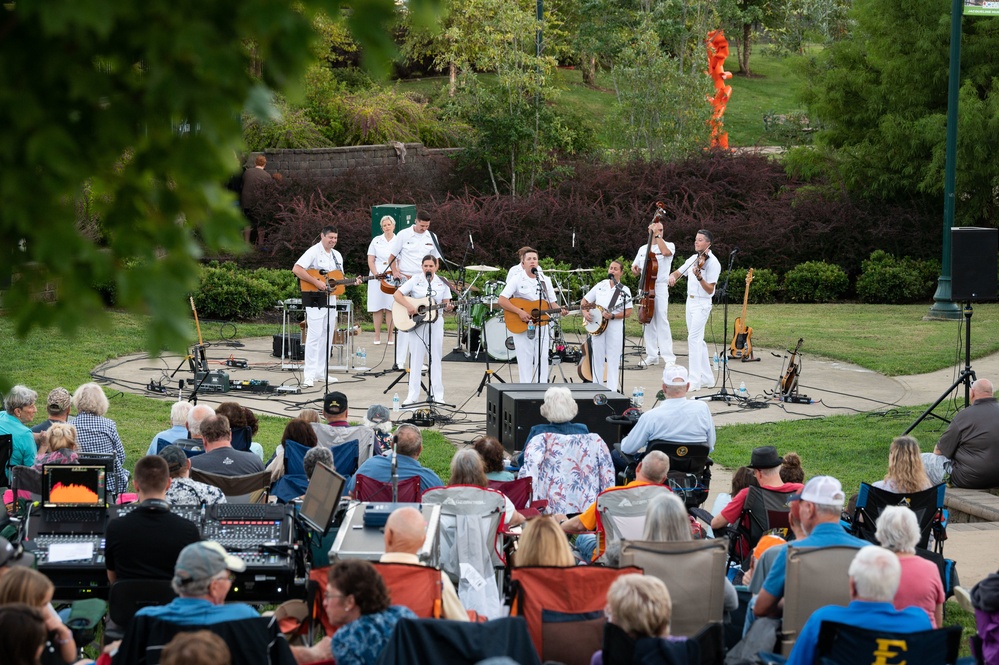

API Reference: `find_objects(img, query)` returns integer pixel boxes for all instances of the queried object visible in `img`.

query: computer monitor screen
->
[42,465,107,508]
[300,463,346,534]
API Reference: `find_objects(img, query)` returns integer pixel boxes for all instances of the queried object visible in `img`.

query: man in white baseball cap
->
[620,364,717,457]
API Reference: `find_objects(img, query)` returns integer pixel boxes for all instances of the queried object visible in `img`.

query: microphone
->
[531,267,538,276]
[425,271,433,280]
[608,272,616,284]
[318,269,328,275]
[730,247,739,255]
[469,233,474,250]
[572,229,576,248]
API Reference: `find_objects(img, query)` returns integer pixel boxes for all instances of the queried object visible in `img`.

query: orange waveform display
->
[50,482,99,504]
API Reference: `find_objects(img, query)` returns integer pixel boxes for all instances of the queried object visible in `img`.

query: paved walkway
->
[98,330,999,587]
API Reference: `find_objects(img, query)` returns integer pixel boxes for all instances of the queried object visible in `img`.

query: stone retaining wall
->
[250,143,460,180]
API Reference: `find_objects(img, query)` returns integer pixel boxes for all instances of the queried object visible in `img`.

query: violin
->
[637,202,666,325]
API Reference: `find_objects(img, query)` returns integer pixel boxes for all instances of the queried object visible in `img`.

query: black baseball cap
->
[324,391,348,415]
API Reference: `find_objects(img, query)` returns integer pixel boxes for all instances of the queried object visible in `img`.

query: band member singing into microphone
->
[668,230,721,391]
[394,256,453,406]
[631,215,676,366]
[498,248,567,383]
[292,225,348,388]
[581,260,633,392]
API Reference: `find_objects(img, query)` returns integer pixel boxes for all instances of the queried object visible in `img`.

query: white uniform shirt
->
[295,242,343,303]
[677,252,721,298]
[583,280,632,313]
[399,273,453,304]
[390,227,441,276]
[633,242,676,283]
[367,235,394,275]
[500,268,557,305]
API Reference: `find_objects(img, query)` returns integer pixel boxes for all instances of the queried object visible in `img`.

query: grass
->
[392,50,812,149]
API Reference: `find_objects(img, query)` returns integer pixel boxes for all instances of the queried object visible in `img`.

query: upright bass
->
[637,202,667,325]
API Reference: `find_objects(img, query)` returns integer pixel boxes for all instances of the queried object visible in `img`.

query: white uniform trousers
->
[512,325,551,383]
[686,296,714,389]
[395,329,410,368]
[406,320,444,404]
[304,306,335,380]
[590,320,624,392]
[643,282,675,364]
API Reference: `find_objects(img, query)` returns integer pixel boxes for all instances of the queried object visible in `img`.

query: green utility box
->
[371,204,417,238]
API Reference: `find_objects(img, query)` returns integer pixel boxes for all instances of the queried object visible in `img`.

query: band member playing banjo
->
[580,260,632,392]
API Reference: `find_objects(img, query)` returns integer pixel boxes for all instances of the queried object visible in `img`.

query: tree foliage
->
[0,0,440,364]
[798,0,999,224]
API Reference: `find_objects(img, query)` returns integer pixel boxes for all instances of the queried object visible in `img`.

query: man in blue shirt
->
[621,365,716,455]
[145,401,194,455]
[754,475,868,618]
[346,423,443,496]
[786,545,932,665]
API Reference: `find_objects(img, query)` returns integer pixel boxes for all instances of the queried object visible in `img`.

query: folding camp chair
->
[727,485,797,568]
[780,546,858,655]
[509,565,643,665]
[372,562,444,619]
[815,621,964,665]
[487,477,548,518]
[354,474,421,502]
[851,482,947,554]
[189,468,271,503]
[375,616,542,665]
[270,438,310,503]
[229,425,254,452]
[329,439,360,478]
[593,483,672,561]
[619,440,713,509]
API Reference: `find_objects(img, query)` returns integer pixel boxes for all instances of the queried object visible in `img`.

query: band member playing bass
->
[292,225,355,388]
[581,260,633,392]
[631,211,675,366]
[393,256,453,406]
[498,248,567,383]
[387,211,443,367]
[668,230,721,391]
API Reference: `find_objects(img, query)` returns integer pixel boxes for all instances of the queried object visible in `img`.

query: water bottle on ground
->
[738,381,748,397]
[637,386,645,408]
[631,387,640,408]
[393,393,400,412]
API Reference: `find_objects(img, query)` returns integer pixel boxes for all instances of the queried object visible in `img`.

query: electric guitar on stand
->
[729,269,754,360]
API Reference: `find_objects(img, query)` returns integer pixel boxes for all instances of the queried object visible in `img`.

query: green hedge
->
[782,261,849,303]
[856,250,940,304]
[722,267,781,304]
[193,263,298,320]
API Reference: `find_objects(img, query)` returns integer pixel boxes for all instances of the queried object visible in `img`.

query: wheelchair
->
[617,440,713,510]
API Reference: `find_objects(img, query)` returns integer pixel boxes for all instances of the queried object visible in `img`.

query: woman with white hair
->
[0,385,40,471]
[72,382,129,494]
[367,215,397,345]
[875,505,945,627]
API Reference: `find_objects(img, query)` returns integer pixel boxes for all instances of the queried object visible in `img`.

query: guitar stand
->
[475,328,507,396]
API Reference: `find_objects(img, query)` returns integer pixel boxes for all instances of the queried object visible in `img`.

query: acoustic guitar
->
[392,296,455,331]
[729,269,754,360]
[503,297,577,335]
[299,269,387,296]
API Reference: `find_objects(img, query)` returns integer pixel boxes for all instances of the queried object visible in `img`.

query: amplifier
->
[194,370,230,393]
[272,333,305,360]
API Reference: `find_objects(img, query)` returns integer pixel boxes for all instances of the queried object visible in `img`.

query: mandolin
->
[729,269,754,360]
[781,338,804,395]
[299,269,387,296]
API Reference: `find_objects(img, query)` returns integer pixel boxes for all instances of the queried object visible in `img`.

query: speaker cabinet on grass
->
[951,227,998,302]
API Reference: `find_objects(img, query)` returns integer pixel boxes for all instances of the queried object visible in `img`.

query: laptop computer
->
[299,462,347,536]
[41,465,109,523]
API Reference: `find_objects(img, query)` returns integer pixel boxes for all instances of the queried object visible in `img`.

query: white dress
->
[367,234,395,312]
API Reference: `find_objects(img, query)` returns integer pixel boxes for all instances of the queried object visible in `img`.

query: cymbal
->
[466,265,501,272]
[547,268,596,273]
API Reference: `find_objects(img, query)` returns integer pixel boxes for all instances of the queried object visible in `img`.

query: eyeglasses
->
[213,572,236,584]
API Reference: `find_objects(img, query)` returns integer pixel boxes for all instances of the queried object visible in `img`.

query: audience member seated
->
[363,405,393,456]
[784,546,932,665]
[297,409,322,424]
[379,506,468,621]
[518,385,591,468]
[303,446,334,482]
[72,382,129,494]
[711,446,803,532]
[312,392,375,465]
[31,423,79,470]
[474,436,513,481]
[267,419,318,482]
[0,603,52,665]
[619,365,716,458]
[449,449,525,527]
[161,630,231,665]
[923,377,999,489]
[592,574,699,665]
[875,506,944,627]
[345,424,442,497]
[0,385,40,470]
[172,404,215,451]
[0,568,79,664]
[519,387,615,516]
[754,476,867,619]
[514,516,576,568]
[241,406,262,458]
[779,452,804,484]
[158,445,226,505]
[189,415,265,476]
[971,566,999,664]
[30,387,74,434]
[709,465,756,519]
[876,435,932,494]
[105,456,202,583]
[560,450,670,563]
[741,534,786,595]
[146,401,194,455]
[215,402,264,460]
[293,560,417,665]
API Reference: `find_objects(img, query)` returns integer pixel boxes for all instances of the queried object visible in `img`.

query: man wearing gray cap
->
[620,364,716,456]
[30,387,74,434]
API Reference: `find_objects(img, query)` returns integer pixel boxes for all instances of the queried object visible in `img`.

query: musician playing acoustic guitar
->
[581,260,632,392]
[667,230,721,391]
[393,256,453,406]
[292,225,361,388]
[631,215,676,367]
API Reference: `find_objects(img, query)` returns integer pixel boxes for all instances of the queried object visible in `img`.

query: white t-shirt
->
[390,227,441,276]
[633,242,676,283]
[677,252,721,297]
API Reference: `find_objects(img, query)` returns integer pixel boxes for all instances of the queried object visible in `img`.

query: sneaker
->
[954,586,974,613]
[640,356,659,368]
[302,379,314,388]
[320,375,339,384]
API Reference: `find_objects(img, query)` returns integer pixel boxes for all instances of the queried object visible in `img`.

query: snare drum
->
[481,280,505,305]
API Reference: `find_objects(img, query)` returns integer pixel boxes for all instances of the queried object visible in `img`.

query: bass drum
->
[483,314,515,361]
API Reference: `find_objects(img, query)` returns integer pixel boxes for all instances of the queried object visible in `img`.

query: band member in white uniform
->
[367,215,396,345]
[581,260,633,392]
[292,226,351,388]
[497,248,566,383]
[631,218,676,366]
[668,230,721,391]
[394,256,453,406]
[387,211,442,367]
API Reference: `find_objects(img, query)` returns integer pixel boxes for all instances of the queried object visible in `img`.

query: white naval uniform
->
[676,252,721,389]
[500,269,558,383]
[389,227,442,367]
[366,234,395,312]
[398,274,452,405]
[295,242,343,382]
[582,279,632,392]
[633,241,676,364]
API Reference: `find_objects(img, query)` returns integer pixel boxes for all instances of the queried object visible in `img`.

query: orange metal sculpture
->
[706,30,733,150]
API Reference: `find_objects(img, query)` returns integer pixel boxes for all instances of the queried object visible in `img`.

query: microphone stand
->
[534,271,545,384]
[390,438,399,502]
[453,235,474,353]
[615,284,634,394]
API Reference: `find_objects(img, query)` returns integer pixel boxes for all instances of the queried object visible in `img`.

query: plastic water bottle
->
[527,321,536,340]
[713,353,720,373]
[360,347,367,366]
[637,386,645,408]
[631,387,640,407]
[738,381,748,397]
[393,393,400,412]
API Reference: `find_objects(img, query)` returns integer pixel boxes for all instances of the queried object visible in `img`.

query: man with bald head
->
[379,506,468,620]
[924,378,999,489]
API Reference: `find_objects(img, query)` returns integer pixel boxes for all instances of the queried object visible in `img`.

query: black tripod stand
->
[904,303,976,434]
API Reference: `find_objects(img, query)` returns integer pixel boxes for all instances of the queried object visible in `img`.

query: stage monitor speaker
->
[272,334,305,360]
[951,227,998,302]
